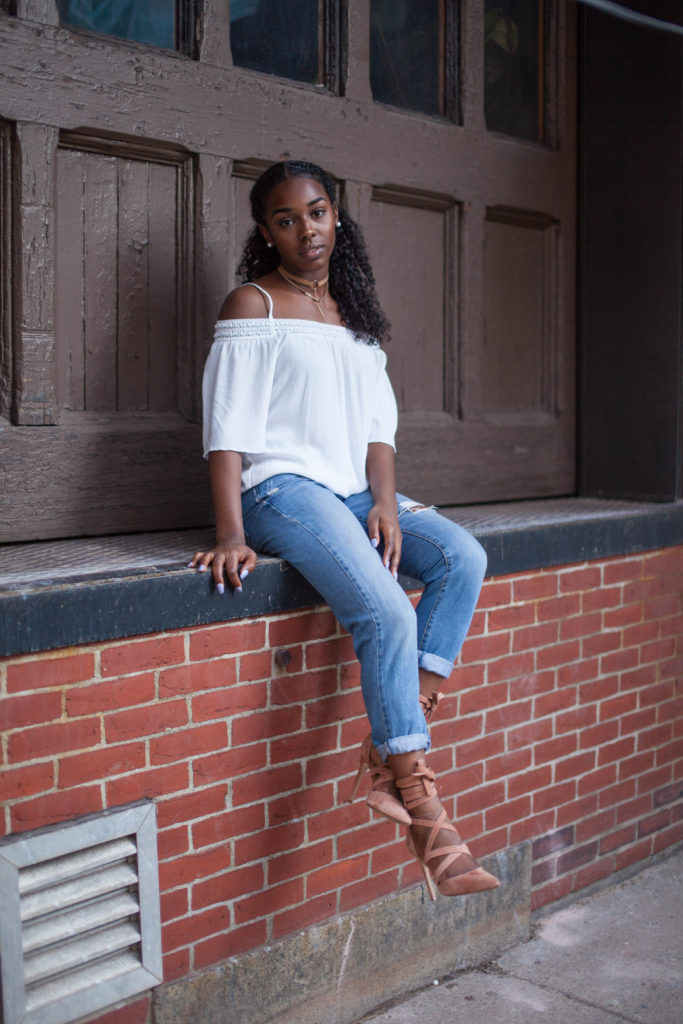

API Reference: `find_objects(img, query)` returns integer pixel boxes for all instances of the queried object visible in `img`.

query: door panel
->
[369,187,457,416]
[482,208,559,417]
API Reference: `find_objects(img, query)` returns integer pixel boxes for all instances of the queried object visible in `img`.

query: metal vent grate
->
[0,802,162,1024]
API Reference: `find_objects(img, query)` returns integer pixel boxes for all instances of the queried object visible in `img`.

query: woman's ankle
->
[387,750,424,780]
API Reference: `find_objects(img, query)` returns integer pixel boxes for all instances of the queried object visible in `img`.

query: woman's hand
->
[367,502,402,579]
[188,541,258,594]
[192,450,256,593]
[365,442,401,579]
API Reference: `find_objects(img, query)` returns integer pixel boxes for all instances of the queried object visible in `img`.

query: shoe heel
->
[407,831,436,902]
[419,859,437,902]
[348,751,368,803]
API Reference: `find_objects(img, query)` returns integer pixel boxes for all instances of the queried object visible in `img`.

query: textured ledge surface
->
[1,498,682,657]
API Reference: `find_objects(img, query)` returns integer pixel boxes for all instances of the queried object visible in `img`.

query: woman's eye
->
[279,218,293,227]
[311,208,325,218]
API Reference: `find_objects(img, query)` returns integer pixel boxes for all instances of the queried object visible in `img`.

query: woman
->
[190,160,498,900]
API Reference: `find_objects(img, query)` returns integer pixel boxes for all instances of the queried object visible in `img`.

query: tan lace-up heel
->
[349,735,411,825]
[396,760,500,900]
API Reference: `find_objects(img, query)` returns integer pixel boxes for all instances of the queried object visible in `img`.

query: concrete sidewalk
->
[359,849,683,1024]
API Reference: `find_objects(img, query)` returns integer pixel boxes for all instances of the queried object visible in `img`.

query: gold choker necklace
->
[277,265,329,320]
[278,266,329,289]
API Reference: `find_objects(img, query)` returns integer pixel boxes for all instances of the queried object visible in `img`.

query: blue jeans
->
[242,474,487,761]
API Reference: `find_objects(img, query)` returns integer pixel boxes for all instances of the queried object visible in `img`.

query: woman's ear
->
[258,224,274,248]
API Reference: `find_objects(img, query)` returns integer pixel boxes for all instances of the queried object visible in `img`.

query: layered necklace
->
[277,265,329,320]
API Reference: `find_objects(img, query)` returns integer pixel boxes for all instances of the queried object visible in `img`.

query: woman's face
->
[259,175,338,278]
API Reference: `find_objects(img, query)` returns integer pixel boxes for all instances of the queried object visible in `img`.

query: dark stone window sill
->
[1,498,682,658]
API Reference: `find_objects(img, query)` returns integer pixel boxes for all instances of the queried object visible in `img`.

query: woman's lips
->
[299,245,324,257]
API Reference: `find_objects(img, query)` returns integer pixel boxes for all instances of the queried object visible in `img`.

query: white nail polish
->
[198,564,207,572]
[217,583,225,595]
[371,538,379,549]
[240,568,249,579]
[236,585,243,593]
[186,560,194,568]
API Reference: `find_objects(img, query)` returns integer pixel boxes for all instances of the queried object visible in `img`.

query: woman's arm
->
[189,450,258,592]
[365,441,401,578]
[190,285,266,591]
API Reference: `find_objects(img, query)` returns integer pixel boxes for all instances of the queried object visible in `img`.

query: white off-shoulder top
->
[202,284,398,496]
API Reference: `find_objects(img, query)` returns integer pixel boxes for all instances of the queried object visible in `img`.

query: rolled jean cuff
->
[377,732,431,763]
[418,650,454,678]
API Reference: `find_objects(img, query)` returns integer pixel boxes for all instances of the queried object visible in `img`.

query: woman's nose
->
[300,219,315,238]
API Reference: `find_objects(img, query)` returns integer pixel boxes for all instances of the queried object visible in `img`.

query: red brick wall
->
[1,547,682,1024]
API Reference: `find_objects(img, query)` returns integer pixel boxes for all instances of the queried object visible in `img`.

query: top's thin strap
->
[243,282,274,319]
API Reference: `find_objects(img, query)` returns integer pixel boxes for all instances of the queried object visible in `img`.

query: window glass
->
[370,0,443,116]
[231,0,321,84]
[56,0,176,50]
[485,1,544,141]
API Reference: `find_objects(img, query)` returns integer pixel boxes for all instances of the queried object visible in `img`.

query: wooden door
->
[0,0,575,541]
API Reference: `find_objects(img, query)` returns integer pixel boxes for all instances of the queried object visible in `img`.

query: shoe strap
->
[419,690,443,722]
[410,808,475,886]
[369,760,394,786]
[395,760,437,810]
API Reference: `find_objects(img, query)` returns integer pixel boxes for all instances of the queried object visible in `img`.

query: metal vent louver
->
[0,802,162,1024]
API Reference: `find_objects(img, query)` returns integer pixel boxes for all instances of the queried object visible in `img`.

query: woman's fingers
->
[367,507,403,579]
[242,549,259,575]
[379,521,402,578]
[223,554,244,592]
[211,552,227,589]
[367,510,381,550]
[187,550,214,573]
[188,545,259,594]
[389,537,402,578]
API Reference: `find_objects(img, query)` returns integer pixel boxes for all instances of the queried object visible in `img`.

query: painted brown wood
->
[16,0,58,26]
[198,0,232,67]
[344,0,372,102]
[0,16,576,204]
[369,187,455,415]
[55,146,85,410]
[117,157,150,411]
[0,414,210,541]
[194,152,232,421]
[0,1,576,539]
[55,136,192,417]
[482,208,559,416]
[13,121,58,425]
[0,119,12,420]
[148,160,178,412]
[84,152,117,410]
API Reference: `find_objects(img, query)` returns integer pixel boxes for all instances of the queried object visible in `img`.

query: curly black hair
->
[237,160,390,346]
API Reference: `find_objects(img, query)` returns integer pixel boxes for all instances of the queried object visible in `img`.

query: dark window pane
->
[485,1,544,141]
[231,0,321,85]
[370,0,443,116]
[56,0,176,49]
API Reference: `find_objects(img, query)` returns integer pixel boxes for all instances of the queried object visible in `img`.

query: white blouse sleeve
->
[202,321,281,458]
[368,353,399,449]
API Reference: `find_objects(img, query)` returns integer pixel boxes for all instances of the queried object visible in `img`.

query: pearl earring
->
[266,242,273,248]
[336,221,341,228]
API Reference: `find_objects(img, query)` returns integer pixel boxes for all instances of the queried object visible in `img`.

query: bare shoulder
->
[218,284,269,320]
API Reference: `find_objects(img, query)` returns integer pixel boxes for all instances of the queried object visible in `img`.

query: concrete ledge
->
[1,498,682,657]
[152,844,530,1024]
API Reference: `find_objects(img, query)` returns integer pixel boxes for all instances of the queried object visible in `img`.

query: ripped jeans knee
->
[398,499,436,515]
